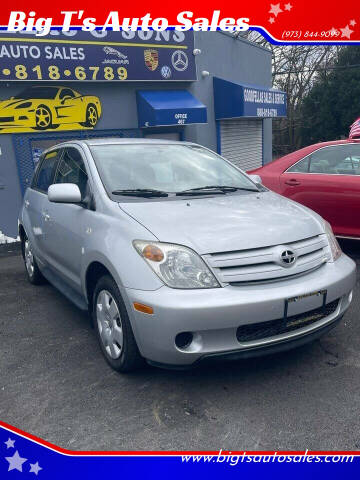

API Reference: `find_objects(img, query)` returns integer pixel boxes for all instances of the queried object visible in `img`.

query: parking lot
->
[0,240,359,451]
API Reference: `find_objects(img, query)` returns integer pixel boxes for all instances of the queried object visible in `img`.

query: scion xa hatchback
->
[19,139,356,372]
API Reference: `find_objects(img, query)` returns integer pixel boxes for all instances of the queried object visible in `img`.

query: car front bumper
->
[126,254,356,367]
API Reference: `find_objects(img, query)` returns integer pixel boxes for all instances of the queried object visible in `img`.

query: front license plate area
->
[284,289,327,320]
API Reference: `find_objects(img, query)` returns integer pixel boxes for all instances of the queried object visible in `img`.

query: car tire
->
[22,235,46,285]
[34,105,53,130]
[81,104,98,128]
[93,275,144,372]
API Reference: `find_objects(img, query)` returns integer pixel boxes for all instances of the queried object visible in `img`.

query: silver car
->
[19,139,356,372]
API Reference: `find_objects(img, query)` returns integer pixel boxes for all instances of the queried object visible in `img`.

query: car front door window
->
[54,147,88,198]
[33,150,60,193]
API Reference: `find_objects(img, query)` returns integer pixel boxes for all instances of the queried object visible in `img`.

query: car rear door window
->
[287,157,310,173]
[33,150,60,193]
[54,147,88,198]
[309,144,360,175]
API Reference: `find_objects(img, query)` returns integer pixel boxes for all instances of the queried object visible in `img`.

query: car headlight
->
[133,240,220,289]
[324,221,341,262]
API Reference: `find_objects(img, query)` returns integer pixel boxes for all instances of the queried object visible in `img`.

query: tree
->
[300,47,360,146]
[270,44,338,155]
[238,32,342,155]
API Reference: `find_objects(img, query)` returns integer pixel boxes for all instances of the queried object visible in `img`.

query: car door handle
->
[42,213,50,222]
[285,179,301,186]
[24,200,30,208]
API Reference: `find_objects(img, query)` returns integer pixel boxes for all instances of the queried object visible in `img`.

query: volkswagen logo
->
[161,65,172,79]
[171,50,189,72]
[280,249,297,267]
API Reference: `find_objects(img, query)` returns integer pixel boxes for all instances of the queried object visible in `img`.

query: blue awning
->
[213,77,287,119]
[136,90,207,128]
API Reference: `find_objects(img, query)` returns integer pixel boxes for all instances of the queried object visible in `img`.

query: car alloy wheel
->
[96,289,124,359]
[35,106,52,129]
[24,239,34,277]
[87,105,98,127]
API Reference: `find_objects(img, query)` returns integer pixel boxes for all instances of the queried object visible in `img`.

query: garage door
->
[220,119,263,171]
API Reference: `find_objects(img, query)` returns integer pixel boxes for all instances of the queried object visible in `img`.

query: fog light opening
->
[175,332,193,350]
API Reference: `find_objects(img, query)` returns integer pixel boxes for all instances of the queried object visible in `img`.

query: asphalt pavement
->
[0,240,359,451]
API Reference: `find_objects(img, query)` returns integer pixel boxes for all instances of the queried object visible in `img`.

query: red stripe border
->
[0,420,359,457]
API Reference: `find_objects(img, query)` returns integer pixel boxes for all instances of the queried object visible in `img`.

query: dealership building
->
[0,30,286,238]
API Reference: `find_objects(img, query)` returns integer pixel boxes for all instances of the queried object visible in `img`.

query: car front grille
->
[236,299,339,343]
[204,235,329,284]
[0,116,14,122]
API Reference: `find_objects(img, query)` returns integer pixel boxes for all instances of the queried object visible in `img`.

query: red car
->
[248,139,360,239]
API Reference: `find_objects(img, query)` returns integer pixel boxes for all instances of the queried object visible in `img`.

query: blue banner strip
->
[0,423,358,479]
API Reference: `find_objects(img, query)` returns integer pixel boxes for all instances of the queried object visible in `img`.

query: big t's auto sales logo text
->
[5,10,251,36]
[2,1,360,44]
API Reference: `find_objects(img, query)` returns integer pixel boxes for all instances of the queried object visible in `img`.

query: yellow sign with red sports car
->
[0,85,102,133]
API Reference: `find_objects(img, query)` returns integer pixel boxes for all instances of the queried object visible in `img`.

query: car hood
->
[119,191,325,254]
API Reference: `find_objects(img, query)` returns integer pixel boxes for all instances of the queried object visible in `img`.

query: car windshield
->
[13,87,58,100]
[90,144,259,196]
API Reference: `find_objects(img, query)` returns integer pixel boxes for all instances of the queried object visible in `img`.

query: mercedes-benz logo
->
[171,50,189,72]
[280,249,296,267]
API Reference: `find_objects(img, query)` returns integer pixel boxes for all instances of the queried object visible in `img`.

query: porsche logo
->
[144,49,159,71]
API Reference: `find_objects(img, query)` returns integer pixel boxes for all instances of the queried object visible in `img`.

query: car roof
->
[302,138,360,148]
[39,138,200,158]
[286,138,358,157]
[83,138,192,146]
[25,85,60,89]
[45,138,196,150]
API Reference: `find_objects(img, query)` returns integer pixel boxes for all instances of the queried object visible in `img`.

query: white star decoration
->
[269,17,275,23]
[3,438,43,475]
[269,3,283,16]
[340,24,354,39]
[5,450,27,472]
[4,437,15,449]
[350,19,356,26]
[284,3,293,11]
[30,461,43,475]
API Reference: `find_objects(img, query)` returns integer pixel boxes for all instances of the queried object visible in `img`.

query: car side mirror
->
[248,174,262,184]
[48,184,82,204]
